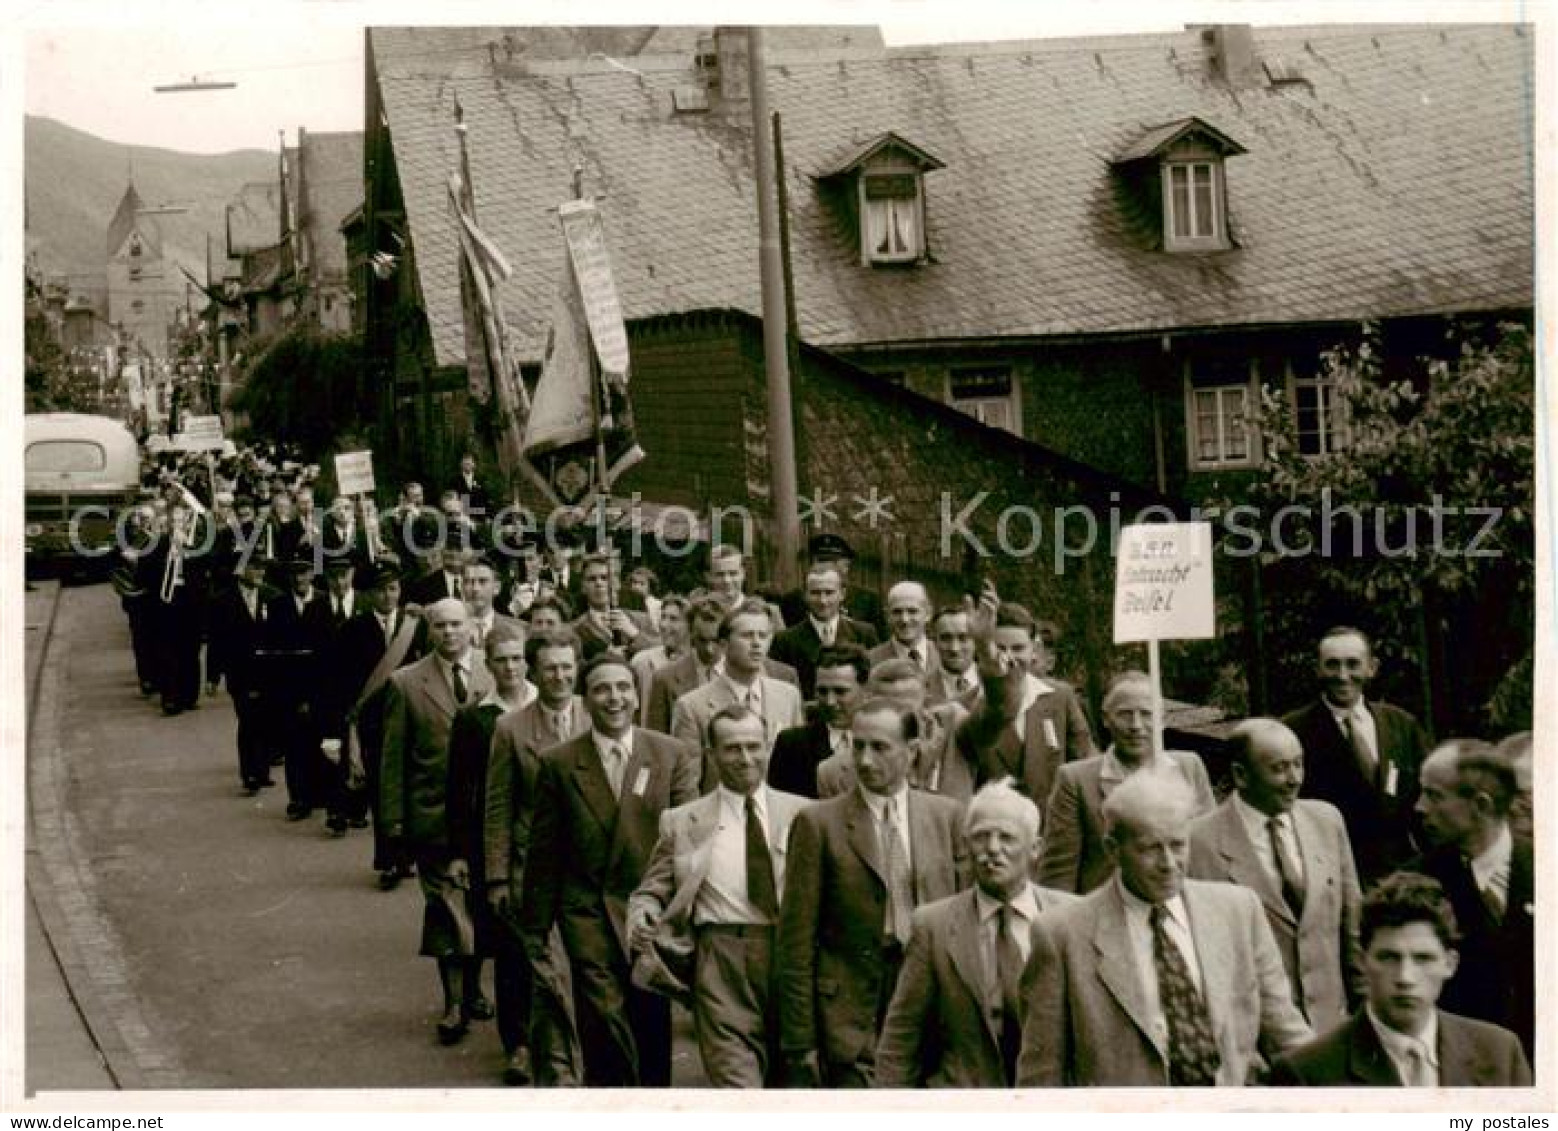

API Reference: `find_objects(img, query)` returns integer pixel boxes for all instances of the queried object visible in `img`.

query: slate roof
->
[106,182,161,260]
[370,23,1534,370]
[227,181,282,255]
[297,130,363,284]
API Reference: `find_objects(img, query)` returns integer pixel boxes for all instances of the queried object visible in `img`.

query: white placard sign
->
[1113,522,1216,643]
[334,450,376,497]
[178,414,225,450]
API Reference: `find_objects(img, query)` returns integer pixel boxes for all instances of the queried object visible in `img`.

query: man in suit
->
[1017,772,1312,1086]
[925,604,981,712]
[406,544,469,610]
[1270,872,1531,1086]
[770,563,879,699]
[205,553,278,794]
[1038,672,1215,895]
[484,628,587,1086]
[320,494,372,571]
[777,698,967,1087]
[448,451,492,521]
[671,598,805,793]
[877,781,1078,1088]
[632,594,691,723]
[1188,718,1362,1032]
[868,581,939,678]
[519,651,701,1086]
[305,556,366,836]
[956,600,1095,807]
[572,553,658,657]
[768,644,870,799]
[815,659,976,803]
[627,705,810,1086]
[1410,739,1534,1058]
[646,596,799,734]
[779,533,886,639]
[262,555,329,821]
[380,597,494,1044]
[1282,626,1431,884]
[460,553,525,652]
[335,559,418,888]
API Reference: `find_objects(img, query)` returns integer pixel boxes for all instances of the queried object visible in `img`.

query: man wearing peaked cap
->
[779,533,886,639]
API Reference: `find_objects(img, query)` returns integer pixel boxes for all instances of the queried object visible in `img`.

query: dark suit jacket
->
[519,728,701,968]
[328,606,414,751]
[1188,797,1363,1030]
[571,607,658,657]
[957,670,1096,806]
[776,788,967,1070]
[483,695,589,892]
[1282,698,1430,883]
[405,569,461,610]
[1269,1010,1531,1086]
[302,591,364,734]
[1411,835,1534,1057]
[259,590,326,704]
[875,884,1078,1088]
[770,616,879,698]
[205,582,279,695]
[446,699,508,887]
[779,586,887,640]
[768,720,837,800]
[448,474,492,520]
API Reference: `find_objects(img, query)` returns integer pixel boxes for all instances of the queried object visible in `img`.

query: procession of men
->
[113,450,1535,1091]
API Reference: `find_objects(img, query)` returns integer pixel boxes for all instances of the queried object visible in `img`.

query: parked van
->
[25,413,142,572]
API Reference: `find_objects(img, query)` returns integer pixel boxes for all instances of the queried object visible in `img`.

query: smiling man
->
[1189,718,1363,1032]
[1281,626,1431,884]
[1269,872,1530,1086]
[518,650,699,1086]
[876,781,1077,1087]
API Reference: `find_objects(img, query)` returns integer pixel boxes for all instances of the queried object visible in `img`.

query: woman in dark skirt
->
[445,621,537,1071]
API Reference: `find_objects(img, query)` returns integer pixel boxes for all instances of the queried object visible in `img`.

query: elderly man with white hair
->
[1017,772,1311,1087]
[380,597,495,1045]
[876,780,1076,1088]
[869,581,939,677]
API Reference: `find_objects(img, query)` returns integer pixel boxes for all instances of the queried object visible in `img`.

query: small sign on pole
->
[334,450,376,499]
[176,414,225,451]
[1113,522,1216,755]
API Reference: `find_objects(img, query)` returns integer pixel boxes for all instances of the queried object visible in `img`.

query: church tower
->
[105,179,171,359]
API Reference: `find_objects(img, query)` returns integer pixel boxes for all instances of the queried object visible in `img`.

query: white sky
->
[19,0,1542,155]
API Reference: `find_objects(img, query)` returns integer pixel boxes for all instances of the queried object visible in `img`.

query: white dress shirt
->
[540,699,575,739]
[695,786,772,926]
[1329,698,1379,760]
[1366,1004,1439,1086]
[1012,672,1053,739]
[1469,822,1514,913]
[859,785,912,870]
[592,729,634,798]
[810,616,839,646]
[1116,877,1205,1052]
[892,638,931,672]
[435,651,473,701]
[716,663,764,714]
[1232,793,1306,890]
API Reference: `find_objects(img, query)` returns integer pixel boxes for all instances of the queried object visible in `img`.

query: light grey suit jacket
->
[670,674,805,792]
[1188,797,1363,1031]
[876,883,1078,1088]
[1017,878,1313,1086]
[483,694,589,889]
[380,650,493,848]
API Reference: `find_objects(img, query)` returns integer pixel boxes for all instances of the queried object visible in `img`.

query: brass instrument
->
[159,484,208,603]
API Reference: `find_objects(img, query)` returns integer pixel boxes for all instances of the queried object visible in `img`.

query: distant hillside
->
[24,115,280,306]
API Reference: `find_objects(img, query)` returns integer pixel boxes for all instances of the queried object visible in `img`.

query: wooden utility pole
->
[748,27,800,591]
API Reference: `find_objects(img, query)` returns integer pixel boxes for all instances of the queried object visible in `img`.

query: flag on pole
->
[522,197,644,507]
[447,116,547,503]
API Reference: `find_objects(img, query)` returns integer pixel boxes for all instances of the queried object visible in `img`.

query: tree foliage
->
[228,326,369,462]
[1241,319,1534,733]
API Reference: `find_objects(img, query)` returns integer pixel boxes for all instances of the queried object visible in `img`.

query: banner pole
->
[1148,637,1164,758]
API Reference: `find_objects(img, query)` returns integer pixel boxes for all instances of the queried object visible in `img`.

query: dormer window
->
[1113,117,1245,253]
[818,132,944,267]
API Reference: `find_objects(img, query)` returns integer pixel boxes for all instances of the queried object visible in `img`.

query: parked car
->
[25,412,141,576]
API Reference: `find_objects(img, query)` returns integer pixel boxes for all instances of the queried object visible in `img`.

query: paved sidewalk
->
[23,580,117,1096]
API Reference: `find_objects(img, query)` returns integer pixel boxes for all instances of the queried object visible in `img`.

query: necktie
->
[1149,905,1221,1086]
[332,597,343,623]
[601,741,625,798]
[745,795,779,919]
[820,622,834,646]
[882,802,913,946]
[908,647,922,668]
[1344,711,1376,784]
[1267,816,1306,917]
[451,662,468,705]
[472,619,486,648]
[1403,1044,1433,1087]
[381,615,393,645]
[996,904,1024,1085]
[452,575,462,600]
[1476,861,1508,924]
